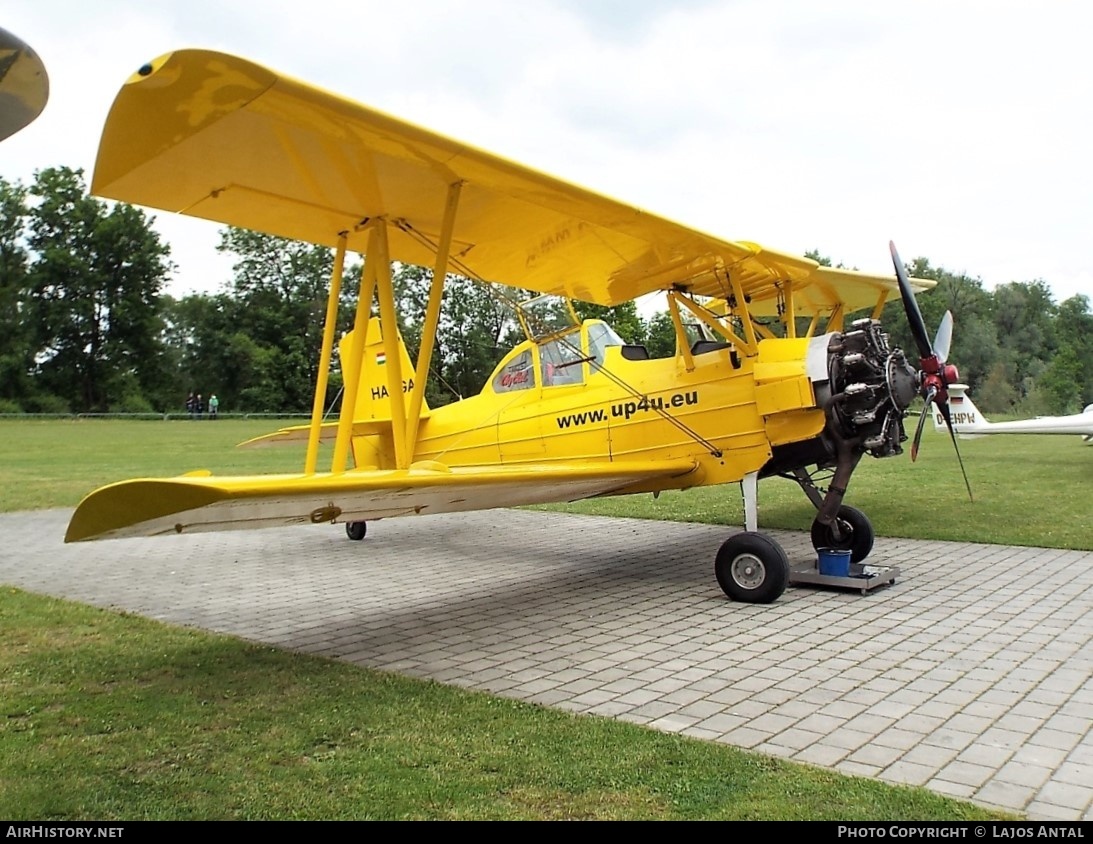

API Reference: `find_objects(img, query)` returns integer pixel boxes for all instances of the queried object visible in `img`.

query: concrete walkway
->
[1,508,1090,820]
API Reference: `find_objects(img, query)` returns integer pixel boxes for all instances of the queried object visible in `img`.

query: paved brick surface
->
[1,508,1090,820]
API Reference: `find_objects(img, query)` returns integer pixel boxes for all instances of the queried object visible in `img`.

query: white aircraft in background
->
[932,384,1093,443]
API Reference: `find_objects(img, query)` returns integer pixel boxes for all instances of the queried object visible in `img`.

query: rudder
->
[338,317,429,422]
[933,384,986,433]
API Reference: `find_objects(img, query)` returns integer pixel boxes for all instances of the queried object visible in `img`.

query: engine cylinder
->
[826,319,917,459]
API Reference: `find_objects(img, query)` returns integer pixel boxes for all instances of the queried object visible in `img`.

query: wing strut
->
[670,292,754,357]
[305,232,347,474]
[332,225,380,473]
[666,293,696,372]
[870,289,888,321]
[404,181,463,460]
[782,281,796,338]
[728,267,759,352]
[373,222,411,469]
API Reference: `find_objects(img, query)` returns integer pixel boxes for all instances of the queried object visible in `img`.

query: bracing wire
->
[392,219,724,458]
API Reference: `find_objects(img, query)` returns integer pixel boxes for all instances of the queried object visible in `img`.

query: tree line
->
[1,167,1090,417]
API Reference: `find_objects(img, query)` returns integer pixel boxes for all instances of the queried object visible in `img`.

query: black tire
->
[345,521,367,541]
[810,505,873,563]
[714,532,789,604]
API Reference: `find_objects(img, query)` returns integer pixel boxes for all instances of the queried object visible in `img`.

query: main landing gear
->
[790,467,875,562]
[713,468,878,604]
[713,471,791,604]
[715,532,789,604]
[345,521,368,541]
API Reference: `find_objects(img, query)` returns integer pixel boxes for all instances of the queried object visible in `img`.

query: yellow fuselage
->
[349,321,827,495]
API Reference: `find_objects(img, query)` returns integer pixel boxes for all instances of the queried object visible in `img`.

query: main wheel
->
[714,532,789,604]
[345,521,367,541]
[810,505,873,563]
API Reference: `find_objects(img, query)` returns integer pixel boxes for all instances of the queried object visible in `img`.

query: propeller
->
[889,241,973,500]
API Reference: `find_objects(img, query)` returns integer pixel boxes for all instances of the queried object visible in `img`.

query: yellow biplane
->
[66,49,968,604]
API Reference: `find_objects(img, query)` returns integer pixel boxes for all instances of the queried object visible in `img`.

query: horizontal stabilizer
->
[237,417,429,449]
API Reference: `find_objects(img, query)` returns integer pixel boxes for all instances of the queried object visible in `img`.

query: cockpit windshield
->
[515,294,579,343]
[489,317,631,393]
[586,322,625,368]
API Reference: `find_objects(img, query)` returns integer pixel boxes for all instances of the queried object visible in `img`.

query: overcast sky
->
[5,1,1092,309]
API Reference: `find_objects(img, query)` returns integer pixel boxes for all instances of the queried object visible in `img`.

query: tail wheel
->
[714,532,789,604]
[810,505,873,563]
[345,521,367,541]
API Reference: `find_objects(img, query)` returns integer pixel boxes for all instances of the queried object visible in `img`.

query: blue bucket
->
[817,547,852,577]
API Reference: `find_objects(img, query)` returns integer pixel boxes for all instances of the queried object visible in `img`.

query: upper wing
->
[65,458,699,542]
[92,49,931,312]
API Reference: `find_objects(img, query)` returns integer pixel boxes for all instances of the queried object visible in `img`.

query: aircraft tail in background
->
[932,384,1093,442]
[931,384,990,436]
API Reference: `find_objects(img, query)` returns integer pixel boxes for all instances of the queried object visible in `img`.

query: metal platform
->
[789,560,899,594]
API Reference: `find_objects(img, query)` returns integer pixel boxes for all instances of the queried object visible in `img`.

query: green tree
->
[1039,346,1084,414]
[394,266,522,404]
[182,228,360,412]
[1050,295,1093,408]
[25,167,172,412]
[976,363,1020,414]
[0,177,34,408]
[991,280,1057,397]
[640,310,677,358]
[572,300,644,343]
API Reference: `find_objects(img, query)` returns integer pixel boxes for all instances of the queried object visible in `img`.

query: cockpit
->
[490,320,627,394]
[487,293,737,396]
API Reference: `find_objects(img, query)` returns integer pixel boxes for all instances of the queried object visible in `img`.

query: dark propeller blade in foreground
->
[889,241,973,500]
[937,401,975,501]
[910,385,937,462]
[890,241,933,359]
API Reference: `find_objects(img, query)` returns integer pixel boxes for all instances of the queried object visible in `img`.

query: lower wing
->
[65,459,700,542]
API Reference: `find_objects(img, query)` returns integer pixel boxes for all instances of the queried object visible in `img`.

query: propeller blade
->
[910,385,936,462]
[933,310,953,363]
[889,241,932,359]
[937,401,975,501]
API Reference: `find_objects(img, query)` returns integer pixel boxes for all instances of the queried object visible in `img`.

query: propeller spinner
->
[889,241,973,500]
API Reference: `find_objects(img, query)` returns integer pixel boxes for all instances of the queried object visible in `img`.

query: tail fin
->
[931,383,988,435]
[338,317,429,421]
[237,318,429,463]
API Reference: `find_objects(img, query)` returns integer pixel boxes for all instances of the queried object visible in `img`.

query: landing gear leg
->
[791,467,875,563]
[713,472,789,603]
[741,470,758,532]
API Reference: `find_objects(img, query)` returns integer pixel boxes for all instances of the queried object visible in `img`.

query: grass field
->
[540,430,1093,550]
[0,419,301,513]
[2,417,1077,820]
[2,417,1089,549]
